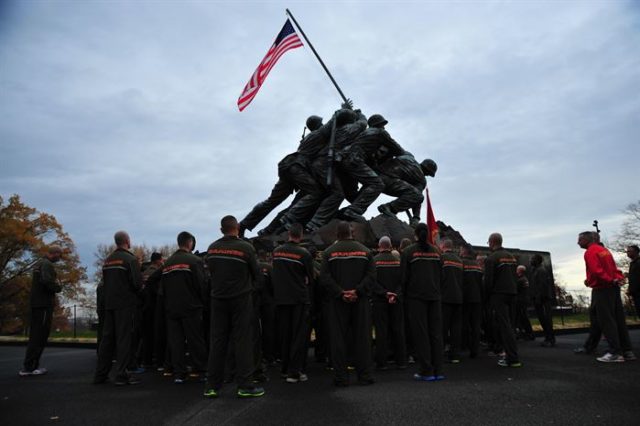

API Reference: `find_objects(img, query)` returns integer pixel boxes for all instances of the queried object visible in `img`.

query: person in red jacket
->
[578,231,629,363]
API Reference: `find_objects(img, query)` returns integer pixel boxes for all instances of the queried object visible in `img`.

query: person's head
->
[306,115,323,131]
[414,223,430,250]
[440,238,453,252]
[114,231,131,249]
[577,231,595,249]
[516,265,526,277]
[459,244,475,258]
[399,238,412,252]
[530,253,543,267]
[150,252,163,264]
[378,236,392,251]
[46,245,63,263]
[626,245,639,260]
[336,221,352,240]
[476,255,487,267]
[177,231,196,252]
[488,233,502,250]
[288,223,303,242]
[220,215,239,237]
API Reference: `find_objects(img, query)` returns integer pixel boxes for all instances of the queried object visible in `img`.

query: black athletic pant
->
[462,302,482,357]
[207,293,254,390]
[23,307,53,371]
[632,293,640,320]
[515,301,533,338]
[154,296,169,368]
[406,298,443,376]
[490,294,519,363]
[94,307,137,381]
[441,303,462,361]
[277,304,311,375]
[140,301,155,366]
[614,287,632,352]
[372,301,407,367]
[592,287,622,355]
[167,311,207,376]
[534,300,555,343]
[327,297,372,383]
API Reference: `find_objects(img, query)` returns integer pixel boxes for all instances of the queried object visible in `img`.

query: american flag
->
[237,19,304,111]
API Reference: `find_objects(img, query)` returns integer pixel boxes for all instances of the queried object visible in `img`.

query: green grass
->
[529,313,640,330]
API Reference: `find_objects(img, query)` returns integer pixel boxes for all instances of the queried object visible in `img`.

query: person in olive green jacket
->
[160,231,208,383]
[401,223,444,381]
[440,239,464,363]
[20,245,63,376]
[93,231,143,385]
[204,215,264,399]
[320,221,376,387]
[484,233,521,367]
[272,223,314,383]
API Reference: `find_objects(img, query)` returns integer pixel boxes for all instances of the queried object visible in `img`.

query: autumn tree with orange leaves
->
[0,194,87,334]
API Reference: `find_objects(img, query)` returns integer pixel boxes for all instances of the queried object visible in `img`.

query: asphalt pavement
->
[1,331,640,425]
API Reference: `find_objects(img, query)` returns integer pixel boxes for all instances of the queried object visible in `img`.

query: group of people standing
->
[18,221,638,398]
[86,218,546,397]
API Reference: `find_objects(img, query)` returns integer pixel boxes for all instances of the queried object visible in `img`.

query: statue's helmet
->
[306,115,323,131]
[367,114,388,128]
[335,109,357,126]
[420,159,438,177]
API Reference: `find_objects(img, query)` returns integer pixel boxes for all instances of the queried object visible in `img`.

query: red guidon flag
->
[237,19,303,111]
[426,187,440,245]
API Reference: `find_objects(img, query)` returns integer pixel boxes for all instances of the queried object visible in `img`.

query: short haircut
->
[441,238,453,249]
[114,230,129,246]
[151,252,162,262]
[579,231,595,243]
[336,221,352,240]
[378,236,392,249]
[489,233,502,246]
[531,254,543,265]
[221,215,238,233]
[177,231,195,248]
[628,245,640,253]
[517,265,527,273]
[289,223,303,239]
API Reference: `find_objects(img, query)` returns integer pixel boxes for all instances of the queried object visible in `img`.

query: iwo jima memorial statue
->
[233,11,554,271]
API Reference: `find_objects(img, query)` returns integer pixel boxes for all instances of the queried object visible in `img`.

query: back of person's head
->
[151,252,162,262]
[399,238,412,252]
[177,231,195,249]
[114,230,129,247]
[531,254,543,266]
[517,265,526,276]
[414,223,430,250]
[378,236,392,250]
[579,231,595,244]
[336,221,352,240]
[488,233,503,248]
[221,215,238,235]
[441,238,453,251]
[289,223,303,240]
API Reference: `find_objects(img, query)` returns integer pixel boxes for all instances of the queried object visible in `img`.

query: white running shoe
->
[596,353,625,363]
[31,368,48,375]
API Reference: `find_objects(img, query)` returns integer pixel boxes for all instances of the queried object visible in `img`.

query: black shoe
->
[409,216,420,228]
[237,386,265,398]
[115,376,141,386]
[540,340,555,348]
[377,204,396,218]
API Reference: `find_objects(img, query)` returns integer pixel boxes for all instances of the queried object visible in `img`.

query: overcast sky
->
[1,0,638,296]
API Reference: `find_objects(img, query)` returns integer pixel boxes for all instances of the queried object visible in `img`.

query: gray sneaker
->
[596,352,625,363]
[623,351,637,361]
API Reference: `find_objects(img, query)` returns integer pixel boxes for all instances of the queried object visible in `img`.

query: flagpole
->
[285,9,349,104]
